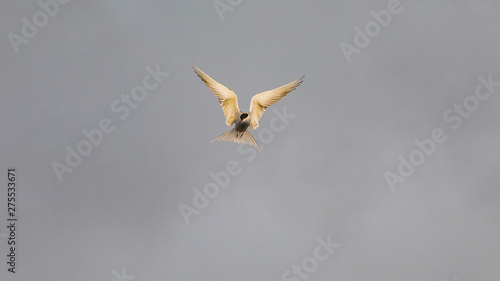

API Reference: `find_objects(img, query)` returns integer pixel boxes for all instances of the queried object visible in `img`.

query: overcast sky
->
[1,1,500,281]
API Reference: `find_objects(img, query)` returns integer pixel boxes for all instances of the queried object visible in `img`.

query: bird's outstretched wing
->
[193,64,240,127]
[249,76,304,130]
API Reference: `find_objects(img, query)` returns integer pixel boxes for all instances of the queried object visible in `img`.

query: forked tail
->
[211,128,261,152]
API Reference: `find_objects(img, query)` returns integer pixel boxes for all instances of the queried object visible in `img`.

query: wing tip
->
[297,75,305,84]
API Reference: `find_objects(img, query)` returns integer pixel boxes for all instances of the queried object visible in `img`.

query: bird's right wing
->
[193,64,240,127]
[249,76,304,130]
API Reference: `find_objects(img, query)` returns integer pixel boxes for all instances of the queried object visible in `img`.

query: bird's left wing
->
[193,64,240,127]
[249,76,304,130]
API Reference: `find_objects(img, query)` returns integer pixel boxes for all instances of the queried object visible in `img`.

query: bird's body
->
[193,65,304,151]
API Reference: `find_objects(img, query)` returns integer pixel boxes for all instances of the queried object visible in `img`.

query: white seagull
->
[193,64,304,151]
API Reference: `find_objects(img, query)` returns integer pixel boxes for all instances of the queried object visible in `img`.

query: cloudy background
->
[1,0,500,280]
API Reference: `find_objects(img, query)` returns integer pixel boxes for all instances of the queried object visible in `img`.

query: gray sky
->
[1,1,500,281]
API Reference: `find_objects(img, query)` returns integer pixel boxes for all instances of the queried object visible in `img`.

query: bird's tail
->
[211,128,261,152]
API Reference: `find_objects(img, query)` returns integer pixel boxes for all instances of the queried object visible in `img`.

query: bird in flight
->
[193,64,304,152]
